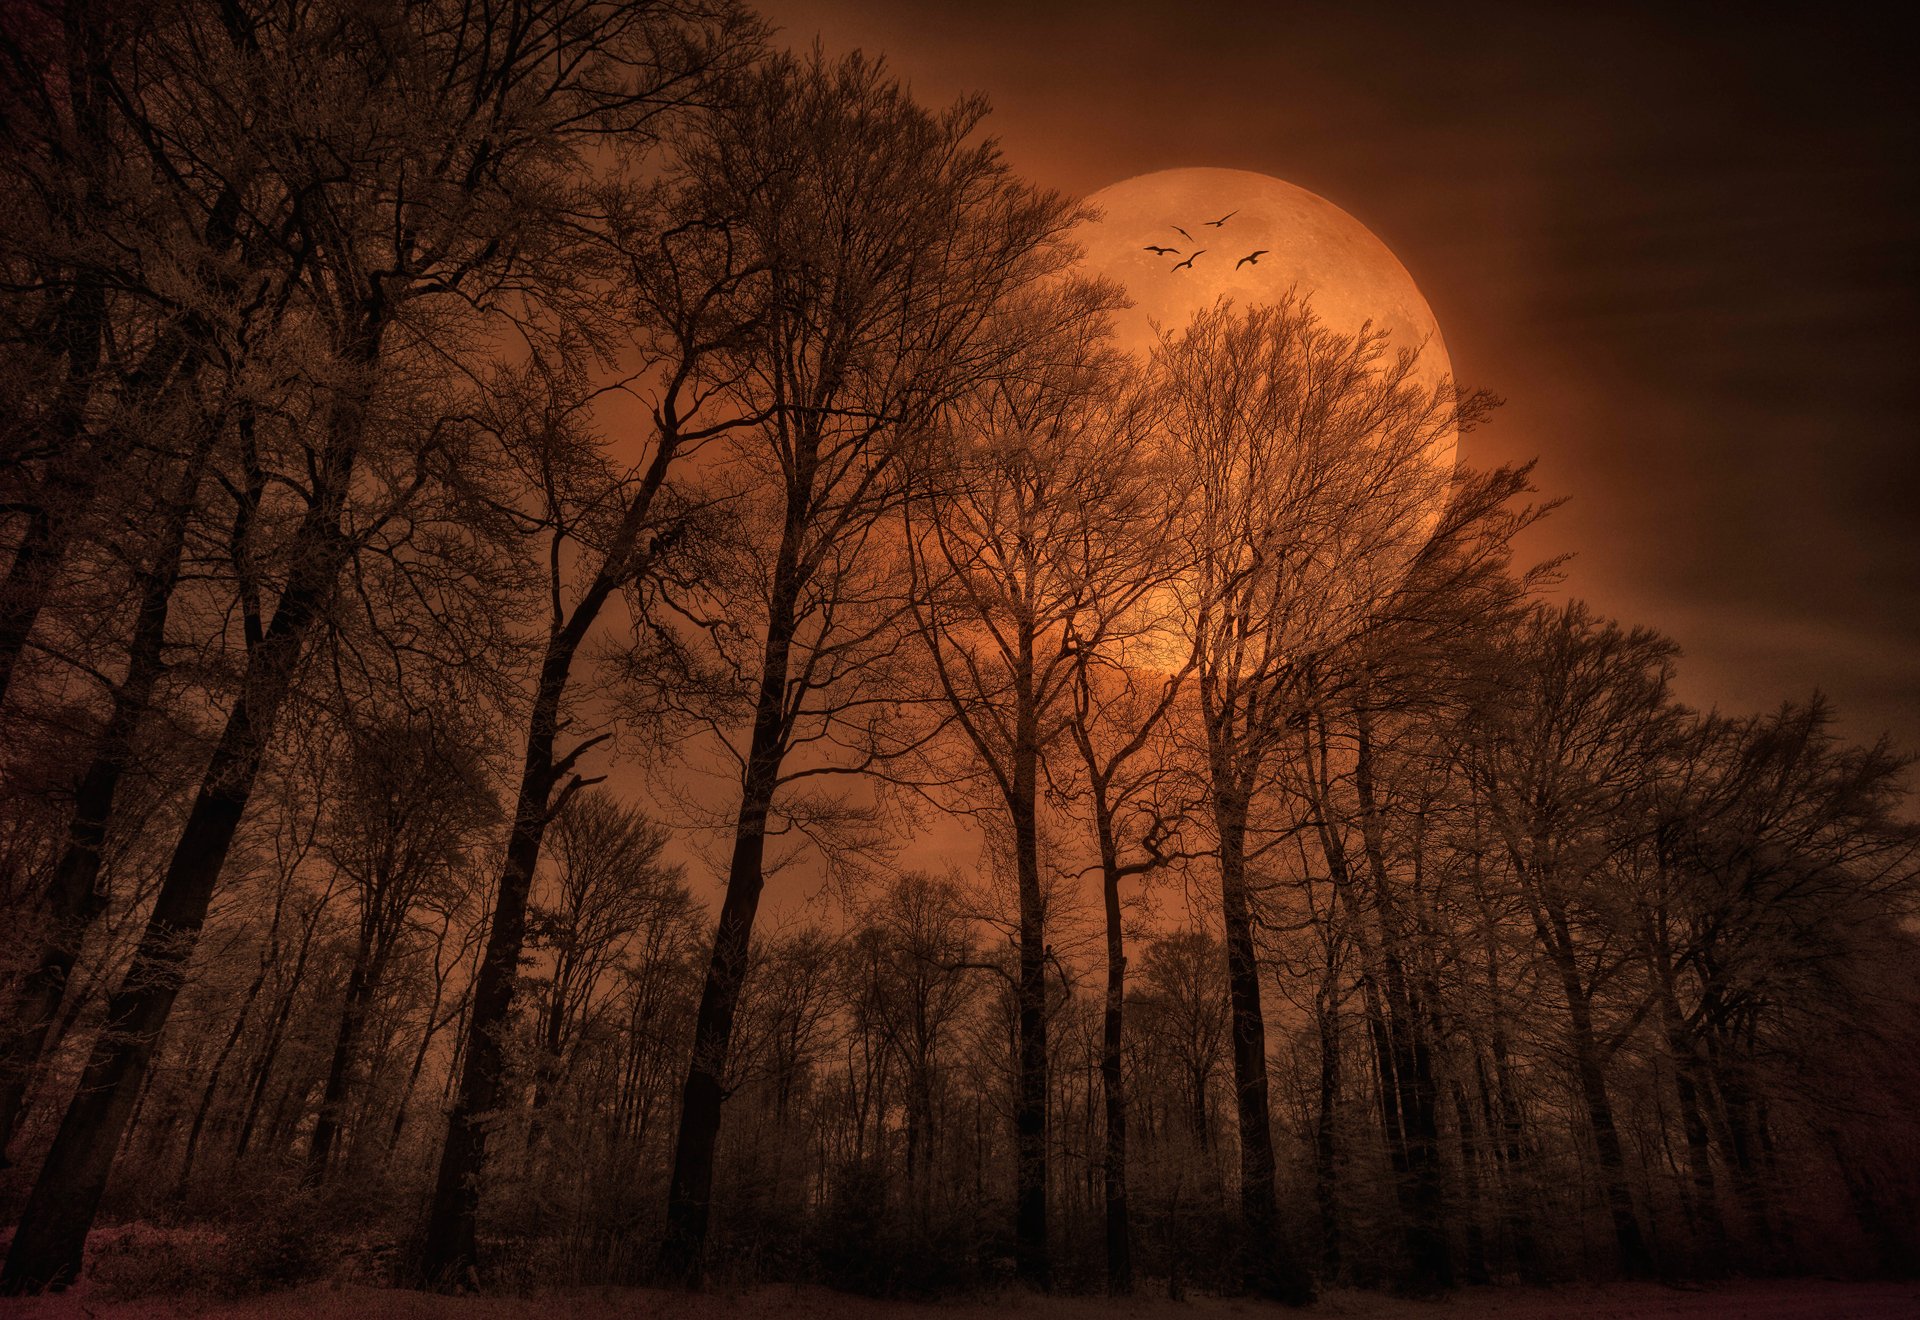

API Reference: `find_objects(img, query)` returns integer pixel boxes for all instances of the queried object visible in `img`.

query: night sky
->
[761,0,1920,754]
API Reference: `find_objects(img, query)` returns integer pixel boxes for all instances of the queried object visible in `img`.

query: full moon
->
[1073,168,1462,669]
[1073,166,1459,479]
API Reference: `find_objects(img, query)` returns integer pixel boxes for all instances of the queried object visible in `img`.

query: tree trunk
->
[1652,936,1724,1270]
[1470,855,1542,1282]
[1214,792,1314,1305]
[389,938,459,1154]
[1718,1065,1777,1257]
[1005,632,1051,1291]
[0,430,211,1163]
[235,901,325,1160]
[419,645,574,1286]
[0,361,372,1293]
[0,0,247,708]
[420,411,678,1289]
[1097,812,1132,1295]
[173,953,270,1197]
[1350,714,1450,1294]
[659,564,796,1285]
[1450,1076,1492,1285]
[305,924,379,1184]
[1485,1023,1541,1280]
[0,279,106,708]
[1539,907,1653,1279]
[658,751,778,1282]
[1313,963,1343,1280]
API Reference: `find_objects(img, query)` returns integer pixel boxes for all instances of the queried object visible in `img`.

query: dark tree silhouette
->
[650,51,1081,1284]
[1157,297,1461,1304]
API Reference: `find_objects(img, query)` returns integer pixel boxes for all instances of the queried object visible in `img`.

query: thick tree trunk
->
[0,371,370,1292]
[1313,965,1343,1279]
[0,429,212,1163]
[658,553,798,1285]
[1214,793,1314,1305]
[1096,811,1131,1295]
[419,647,574,1285]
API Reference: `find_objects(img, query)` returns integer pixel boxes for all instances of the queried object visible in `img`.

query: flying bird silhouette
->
[1171,250,1204,271]
[1206,210,1238,227]
[1172,225,1194,242]
[1143,244,1178,255]
[1236,249,1269,269]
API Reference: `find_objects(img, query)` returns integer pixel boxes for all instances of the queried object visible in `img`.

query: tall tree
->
[417,182,768,1284]
[1289,463,1545,1293]
[0,0,310,1157]
[1457,601,1680,1279]
[1642,698,1917,1261]
[3,0,751,1291]
[1063,648,1192,1294]
[1160,296,1464,1303]
[905,289,1179,1289]
[651,51,1080,1283]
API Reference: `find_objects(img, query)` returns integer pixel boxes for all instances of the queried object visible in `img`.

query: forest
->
[1,0,1916,1306]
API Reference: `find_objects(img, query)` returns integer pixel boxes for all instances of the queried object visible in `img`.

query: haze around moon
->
[1073,166,1459,478]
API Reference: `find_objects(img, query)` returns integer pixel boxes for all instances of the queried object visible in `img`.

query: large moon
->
[1073,166,1459,478]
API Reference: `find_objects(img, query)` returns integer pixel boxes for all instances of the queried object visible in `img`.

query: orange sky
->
[756,0,1920,757]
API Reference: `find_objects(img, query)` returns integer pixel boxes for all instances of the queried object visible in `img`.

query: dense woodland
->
[2,0,1916,1303]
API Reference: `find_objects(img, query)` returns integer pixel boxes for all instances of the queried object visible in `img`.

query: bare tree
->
[1136,929,1232,1154]
[1158,294,1465,1303]
[304,710,494,1184]
[1062,610,1195,1293]
[846,871,977,1208]
[528,788,682,1122]
[1456,601,1679,1278]
[1286,463,1545,1293]
[1640,698,1917,1263]
[647,51,1082,1283]
[3,0,757,1291]
[902,283,1183,1288]
[412,3,772,1278]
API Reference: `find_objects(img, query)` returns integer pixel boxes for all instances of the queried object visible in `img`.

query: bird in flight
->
[1207,210,1238,227]
[1172,250,1204,271]
[1172,225,1194,241]
[1143,244,1179,255]
[1236,249,1269,269]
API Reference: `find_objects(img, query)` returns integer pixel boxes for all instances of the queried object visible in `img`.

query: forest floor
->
[4,1278,1917,1319]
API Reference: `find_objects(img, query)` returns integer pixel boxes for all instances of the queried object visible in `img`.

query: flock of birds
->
[1143,208,1268,272]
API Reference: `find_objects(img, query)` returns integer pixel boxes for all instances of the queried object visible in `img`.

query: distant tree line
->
[1,0,1915,1302]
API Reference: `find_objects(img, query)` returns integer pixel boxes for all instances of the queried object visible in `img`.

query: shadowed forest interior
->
[1,0,1916,1305]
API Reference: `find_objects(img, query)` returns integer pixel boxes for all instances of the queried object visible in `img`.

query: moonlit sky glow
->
[760,0,1920,755]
